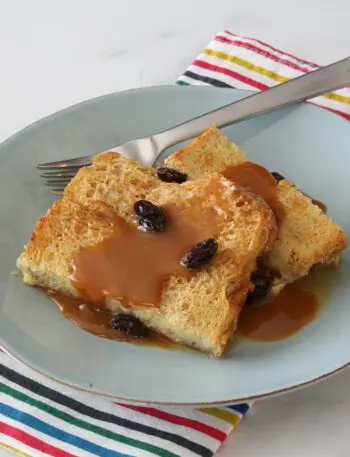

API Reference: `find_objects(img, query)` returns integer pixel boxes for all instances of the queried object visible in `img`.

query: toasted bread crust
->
[17,154,277,356]
[165,125,347,286]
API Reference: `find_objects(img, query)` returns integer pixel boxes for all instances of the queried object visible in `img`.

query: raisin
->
[181,238,218,269]
[245,272,273,306]
[133,200,166,232]
[110,314,149,338]
[157,166,187,183]
[271,172,285,182]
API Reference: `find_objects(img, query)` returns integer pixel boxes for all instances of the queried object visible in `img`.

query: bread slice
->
[64,152,160,219]
[165,125,347,292]
[17,154,277,356]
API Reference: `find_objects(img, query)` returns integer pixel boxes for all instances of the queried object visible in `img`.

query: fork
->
[37,57,350,194]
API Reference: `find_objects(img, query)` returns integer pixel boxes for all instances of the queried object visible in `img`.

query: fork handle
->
[153,57,350,151]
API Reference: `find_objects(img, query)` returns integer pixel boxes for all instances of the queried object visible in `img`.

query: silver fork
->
[37,57,350,194]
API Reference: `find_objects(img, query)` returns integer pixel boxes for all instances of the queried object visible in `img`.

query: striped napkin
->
[0,352,249,457]
[1,31,349,457]
[177,30,350,120]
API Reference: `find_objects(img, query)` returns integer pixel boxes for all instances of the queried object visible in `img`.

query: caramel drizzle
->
[222,162,285,224]
[71,203,223,307]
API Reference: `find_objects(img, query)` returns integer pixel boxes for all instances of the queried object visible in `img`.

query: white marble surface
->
[0,0,349,455]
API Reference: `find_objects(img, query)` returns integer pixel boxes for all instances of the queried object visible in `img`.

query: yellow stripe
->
[198,408,241,426]
[0,441,32,457]
[204,48,288,83]
[203,48,350,105]
[323,92,350,105]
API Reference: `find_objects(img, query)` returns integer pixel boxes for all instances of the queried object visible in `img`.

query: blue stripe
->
[227,403,250,416]
[0,402,133,457]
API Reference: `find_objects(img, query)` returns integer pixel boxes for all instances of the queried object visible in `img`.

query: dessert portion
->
[165,125,347,296]
[17,126,347,356]
[17,153,277,357]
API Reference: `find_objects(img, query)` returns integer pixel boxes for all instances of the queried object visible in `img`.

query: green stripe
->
[0,383,180,457]
[175,80,189,85]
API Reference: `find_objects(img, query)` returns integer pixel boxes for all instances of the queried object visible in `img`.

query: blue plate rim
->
[1,344,349,407]
[0,85,349,406]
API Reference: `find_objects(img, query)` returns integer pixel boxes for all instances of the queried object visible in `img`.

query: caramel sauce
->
[48,292,175,347]
[237,267,339,342]
[221,162,285,223]
[48,265,339,348]
[238,283,318,341]
[72,202,223,307]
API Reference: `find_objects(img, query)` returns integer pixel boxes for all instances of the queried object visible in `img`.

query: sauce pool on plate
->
[237,266,339,342]
[49,265,339,348]
[237,283,318,341]
[48,292,176,348]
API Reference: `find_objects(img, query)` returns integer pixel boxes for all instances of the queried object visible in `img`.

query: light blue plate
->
[0,86,349,405]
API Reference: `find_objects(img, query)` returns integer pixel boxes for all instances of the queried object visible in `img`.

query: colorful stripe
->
[224,30,320,67]
[197,409,241,427]
[183,70,232,88]
[227,404,250,416]
[177,31,350,120]
[1,403,137,457]
[203,48,288,84]
[0,421,79,457]
[307,101,350,121]
[192,60,267,90]
[0,364,212,456]
[203,47,350,105]
[0,353,246,456]
[0,384,178,457]
[0,441,31,457]
[219,33,350,97]
[215,35,314,74]
[118,405,227,442]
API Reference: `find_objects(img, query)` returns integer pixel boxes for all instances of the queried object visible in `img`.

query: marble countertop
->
[1,0,349,456]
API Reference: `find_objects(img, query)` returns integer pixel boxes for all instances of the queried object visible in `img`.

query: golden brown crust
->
[165,125,247,179]
[17,199,118,295]
[165,125,348,286]
[64,152,159,220]
[267,180,348,282]
[17,154,277,357]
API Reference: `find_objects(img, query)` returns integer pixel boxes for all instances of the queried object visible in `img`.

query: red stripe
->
[117,404,227,443]
[192,60,349,120]
[215,36,311,74]
[307,101,350,120]
[192,59,268,91]
[217,34,350,90]
[0,421,78,457]
[224,30,319,67]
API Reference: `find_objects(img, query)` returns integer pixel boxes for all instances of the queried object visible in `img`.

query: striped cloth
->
[0,351,249,457]
[1,31,349,457]
[177,30,350,120]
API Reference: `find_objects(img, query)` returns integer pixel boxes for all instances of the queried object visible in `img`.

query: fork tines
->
[40,169,80,193]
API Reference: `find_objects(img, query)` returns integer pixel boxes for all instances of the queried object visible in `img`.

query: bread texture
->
[165,125,347,291]
[17,153,277,356]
